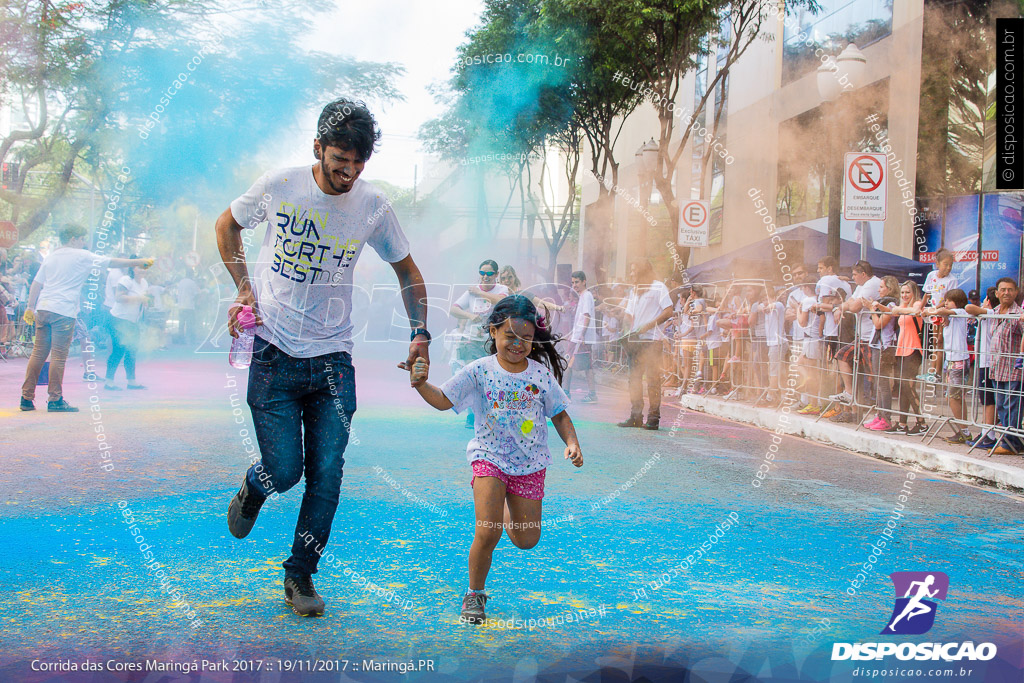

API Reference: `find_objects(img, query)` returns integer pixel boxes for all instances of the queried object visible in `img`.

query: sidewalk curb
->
[674,395,1024,493]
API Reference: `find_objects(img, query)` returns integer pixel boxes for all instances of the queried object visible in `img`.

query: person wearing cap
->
[19,224,153,412]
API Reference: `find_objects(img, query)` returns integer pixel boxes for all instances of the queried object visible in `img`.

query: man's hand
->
[564,442,583,468]
[22,309,35,326]
[410,357,429,388]
[227,288,262,339]
[139,257,155,269]
[398,334,430,375]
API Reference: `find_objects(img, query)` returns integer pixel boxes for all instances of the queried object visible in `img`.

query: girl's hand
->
[564,443,583,468]
[410,357,429,388]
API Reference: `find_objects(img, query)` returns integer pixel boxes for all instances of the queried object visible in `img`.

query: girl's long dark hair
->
[485,295,567,384]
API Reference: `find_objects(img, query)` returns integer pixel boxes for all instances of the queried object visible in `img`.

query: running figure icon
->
[881,571,949,635]
[884,574,938,632]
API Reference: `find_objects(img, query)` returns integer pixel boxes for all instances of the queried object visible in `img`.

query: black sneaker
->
[284,575,325,617]
[47,398,79,412]
[617,417,643,428]
[20,398,35,412]
[642,420,660,430]
[227,478,266,539]
[580,393,598,403]
[460,592,488,624]
[905,423,928,436]
[884,423,907,435]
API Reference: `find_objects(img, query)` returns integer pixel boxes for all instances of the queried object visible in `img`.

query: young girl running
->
[409,295,583,624]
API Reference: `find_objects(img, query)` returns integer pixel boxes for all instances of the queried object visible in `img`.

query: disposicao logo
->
[882,571,948,635]
[831,571,997,662]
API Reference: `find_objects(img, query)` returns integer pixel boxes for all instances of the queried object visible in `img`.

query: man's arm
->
[390,254,430,373]
[25,279,42,310]
[109,256,154,269]
[215,207,263,337]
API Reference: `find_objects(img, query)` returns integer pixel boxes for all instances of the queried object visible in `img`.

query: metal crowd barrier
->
[661,293,1024,457]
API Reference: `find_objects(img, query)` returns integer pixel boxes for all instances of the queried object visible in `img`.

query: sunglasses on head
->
[480,270,497,276]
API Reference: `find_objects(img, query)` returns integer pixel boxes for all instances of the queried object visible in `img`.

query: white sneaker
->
[829,391,853,404]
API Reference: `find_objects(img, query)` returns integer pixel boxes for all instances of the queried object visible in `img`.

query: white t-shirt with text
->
[230,166,411,357]
[440,355,570,476]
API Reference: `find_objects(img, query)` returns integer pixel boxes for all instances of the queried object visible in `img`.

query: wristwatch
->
[410,328,431,342]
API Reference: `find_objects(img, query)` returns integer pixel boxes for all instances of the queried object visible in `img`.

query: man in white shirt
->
[563,270,598,402]
[19,224,152,412]
[830,260,881,404]
[217,99,430,617]
[619,259,674,430]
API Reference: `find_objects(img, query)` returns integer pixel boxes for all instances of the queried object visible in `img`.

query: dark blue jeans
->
[994,380,1023,452]
[245,336,356,577]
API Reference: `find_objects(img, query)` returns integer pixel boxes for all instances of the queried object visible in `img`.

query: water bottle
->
[229,305,257,369]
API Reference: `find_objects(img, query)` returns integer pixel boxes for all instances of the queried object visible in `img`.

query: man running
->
[218,99,429,617]
[19,224,153,412]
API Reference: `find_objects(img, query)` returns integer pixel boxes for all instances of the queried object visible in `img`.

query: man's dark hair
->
[59,223,87,245]
[818,255,838,272]
[571,270,587,282]
[316,99,381,162]
[479,259,498,271]
[852,260,873,277]
[996,276,1018,290]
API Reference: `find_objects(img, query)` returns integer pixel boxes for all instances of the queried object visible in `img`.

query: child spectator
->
[919,248,957,381]
[924,288,972,444]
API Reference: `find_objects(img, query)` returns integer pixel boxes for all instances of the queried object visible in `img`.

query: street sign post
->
[677,200,711,247]
[843,152,887,221]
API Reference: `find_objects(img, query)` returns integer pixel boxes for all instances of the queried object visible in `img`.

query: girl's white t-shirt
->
[923,271,958,307]
[943,309,970,362]
[440,355,570,475]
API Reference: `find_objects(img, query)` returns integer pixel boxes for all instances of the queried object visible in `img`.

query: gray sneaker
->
[284,575,325,617]
[460,592,488,624]
[227,478,266,539]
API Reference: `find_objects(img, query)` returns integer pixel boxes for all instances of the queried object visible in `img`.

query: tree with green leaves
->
[583,0,818,269]
[0,0,403,244]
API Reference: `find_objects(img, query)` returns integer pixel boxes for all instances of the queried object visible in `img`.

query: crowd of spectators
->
[543,252,1024,455]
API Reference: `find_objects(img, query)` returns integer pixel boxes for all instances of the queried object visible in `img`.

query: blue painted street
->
[1,346,1021,682]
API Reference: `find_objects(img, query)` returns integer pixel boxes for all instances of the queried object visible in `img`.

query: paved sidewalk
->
[671,393,1024,493]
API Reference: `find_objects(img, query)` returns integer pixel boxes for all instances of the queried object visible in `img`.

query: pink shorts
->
[470,460,546,500]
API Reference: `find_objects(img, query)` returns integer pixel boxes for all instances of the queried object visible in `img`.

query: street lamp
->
[636,138,659,207]
[817,43,869,260]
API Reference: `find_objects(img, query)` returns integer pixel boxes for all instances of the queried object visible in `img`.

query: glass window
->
[782,0,893,85]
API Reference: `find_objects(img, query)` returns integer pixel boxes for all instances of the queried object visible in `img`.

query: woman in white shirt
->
[104,261,149,390]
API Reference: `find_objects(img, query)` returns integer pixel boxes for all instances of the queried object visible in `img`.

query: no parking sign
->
[844,152,887,221]
[677,200,710,247]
